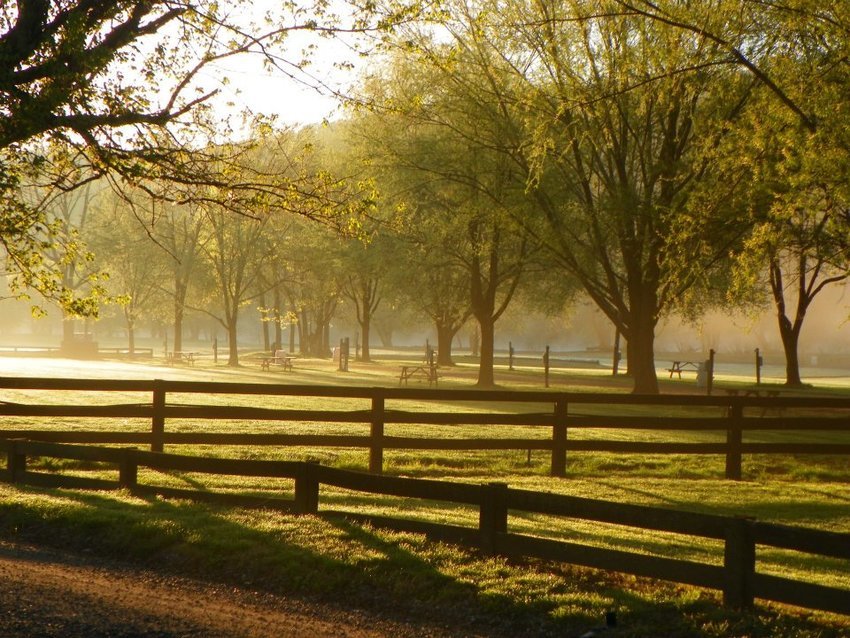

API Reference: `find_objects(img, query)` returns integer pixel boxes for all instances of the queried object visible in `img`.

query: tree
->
[340,245,383,362]
[352,51,532,386]
[0,0,381,313]
[198,204,274,366]
[150,199,207,356]
[730,136,850,386]
[281,219,345,358]
[370,0,753,392]
[90,197,168,354]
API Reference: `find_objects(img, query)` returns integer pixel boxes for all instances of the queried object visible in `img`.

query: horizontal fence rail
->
[0,439,847,616]
[1,377,850,478]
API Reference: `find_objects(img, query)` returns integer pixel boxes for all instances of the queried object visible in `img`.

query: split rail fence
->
[1,377,850,479]
[0,438,848,616]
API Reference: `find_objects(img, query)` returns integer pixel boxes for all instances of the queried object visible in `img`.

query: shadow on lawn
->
[1,485,847,638]
[0,485,579,636]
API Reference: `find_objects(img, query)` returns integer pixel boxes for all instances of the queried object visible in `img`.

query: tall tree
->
[370,0,753,392]
[352,52,531,386]
[91,198,168,354]
[198,204,273,366]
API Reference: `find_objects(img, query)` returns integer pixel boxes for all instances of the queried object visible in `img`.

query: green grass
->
[0,354,849,636]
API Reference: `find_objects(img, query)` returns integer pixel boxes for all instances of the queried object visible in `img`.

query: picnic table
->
[167,351,199,366]
[399,363,439,386]
[260,351,294,372]
[667,360,700,378]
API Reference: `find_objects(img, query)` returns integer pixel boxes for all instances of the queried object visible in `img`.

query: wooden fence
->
[1,438,847,616]
[1,377,850,479]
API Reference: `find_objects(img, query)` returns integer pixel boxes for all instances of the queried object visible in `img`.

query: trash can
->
[696,361,708,388]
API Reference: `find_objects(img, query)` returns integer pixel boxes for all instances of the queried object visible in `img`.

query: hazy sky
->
[207,53,344,125]
[198,4,361,125]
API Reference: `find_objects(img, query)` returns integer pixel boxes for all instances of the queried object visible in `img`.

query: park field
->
[0,352,849,637]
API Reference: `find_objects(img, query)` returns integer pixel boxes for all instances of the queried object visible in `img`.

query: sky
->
[195,3,367,126]
[205,53,347,125]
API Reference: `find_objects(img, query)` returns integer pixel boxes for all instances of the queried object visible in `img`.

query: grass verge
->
[0,482,848,638]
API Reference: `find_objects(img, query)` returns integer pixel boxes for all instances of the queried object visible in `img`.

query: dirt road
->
[0,542,468,638]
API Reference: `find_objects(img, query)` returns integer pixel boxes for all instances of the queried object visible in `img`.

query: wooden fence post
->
[151,379,166,453]
[119,448,138,490]
[7,440,26,483]
[551,398,568,477]
[369,394,385,474]
[479,482,508,554]
[725,403,743,481]
[294,461,320,515]
[723,516,756,608]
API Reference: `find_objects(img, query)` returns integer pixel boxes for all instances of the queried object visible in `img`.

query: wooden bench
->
[399,364,439,386]
[667,360,700,378]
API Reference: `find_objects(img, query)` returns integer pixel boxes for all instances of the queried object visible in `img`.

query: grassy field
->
[1,353,849,636]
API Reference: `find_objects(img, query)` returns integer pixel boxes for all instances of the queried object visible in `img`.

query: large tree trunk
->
[435,322,459,366]
[778,315,803,387]
[625,296,659,393]
[629,324,658,394]
[360,315,372,362]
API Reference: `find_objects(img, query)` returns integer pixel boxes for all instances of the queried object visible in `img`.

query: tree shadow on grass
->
[0,485,847,638]
[0,485,577,636]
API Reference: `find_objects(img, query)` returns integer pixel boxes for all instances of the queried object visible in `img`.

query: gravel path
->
[0,542,469,638]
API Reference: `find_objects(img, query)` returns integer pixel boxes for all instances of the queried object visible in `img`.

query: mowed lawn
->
[0,353,849,637]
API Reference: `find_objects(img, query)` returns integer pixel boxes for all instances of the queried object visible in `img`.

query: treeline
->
[5,2,850,392]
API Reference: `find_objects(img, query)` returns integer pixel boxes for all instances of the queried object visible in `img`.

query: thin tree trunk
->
[476,317,496,388]
[227,320,239,366]
[360,315,371,362]
[126,317,135,355]
[173,296,184,354]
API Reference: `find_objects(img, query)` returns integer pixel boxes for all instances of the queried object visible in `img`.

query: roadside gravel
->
[0,541,487,638]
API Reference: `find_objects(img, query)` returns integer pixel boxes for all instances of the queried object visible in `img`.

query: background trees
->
[0,0,376,315]
[359,0,755,392]
[3,0,847,386]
